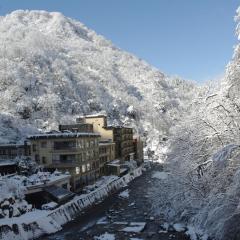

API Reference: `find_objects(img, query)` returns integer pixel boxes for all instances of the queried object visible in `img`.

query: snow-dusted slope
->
[0,10,199,144]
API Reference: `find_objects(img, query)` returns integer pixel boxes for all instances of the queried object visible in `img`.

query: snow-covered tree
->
[152,7,240,240]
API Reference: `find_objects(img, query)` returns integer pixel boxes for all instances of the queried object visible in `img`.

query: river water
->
[41,164,189,240]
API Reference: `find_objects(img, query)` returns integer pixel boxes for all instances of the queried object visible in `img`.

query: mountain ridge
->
[0,10,200,146]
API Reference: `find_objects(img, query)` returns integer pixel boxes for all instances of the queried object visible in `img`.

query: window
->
[59,154,76,163]
[52,154,60,163]
[90,150,94,158]
[35,154,40,163]
[90,140,94,147]
[76,167,80,174]
[42,156,47,164]
[86,151,90,160]
[54,141,76,150]
[82,164,86,173]
[87,163,91,171]
[77,153,82,162]
[83,152,86,162]
[78,139,84,148]
[32,144,36,152]
[94,150,98,158]
[41,141,47,148]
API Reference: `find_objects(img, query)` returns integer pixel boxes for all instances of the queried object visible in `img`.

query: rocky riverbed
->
[43,164,190,240]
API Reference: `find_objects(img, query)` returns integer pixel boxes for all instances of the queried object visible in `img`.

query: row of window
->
[53,150,99,163]
[75,161,99,174]
[99,145,115,155]
[32,139,99,152]
[122,146,134,155]
[121,140,134,148]
[100,156,109,164]
[74,171,98,189]
[55,139,98,149]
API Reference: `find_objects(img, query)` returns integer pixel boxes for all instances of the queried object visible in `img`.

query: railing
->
[52,159,78,165]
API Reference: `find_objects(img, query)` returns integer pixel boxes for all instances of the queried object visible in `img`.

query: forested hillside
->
[151,7,240,240]
[0,10,200,146]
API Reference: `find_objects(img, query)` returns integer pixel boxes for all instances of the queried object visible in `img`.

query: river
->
[41,164,189,240]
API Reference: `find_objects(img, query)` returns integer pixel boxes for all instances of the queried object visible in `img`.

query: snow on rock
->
[96,216,108,225]
[113,221,128,225]
[0,178,32,219]
[94,232,115,240]
[161,222,170,231]
[41,202,58,210]
[118,189,129,199]
[185,226,198,240]
[128,202,135,207]
[173,223,186,232]
[0,167,142,240]
[121,222,146,233]
[151,171,169,180]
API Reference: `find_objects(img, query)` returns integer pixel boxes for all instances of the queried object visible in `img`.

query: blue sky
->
[0,0,239,82]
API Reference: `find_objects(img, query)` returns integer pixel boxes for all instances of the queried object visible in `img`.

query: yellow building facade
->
[27,132,100,192]
[77,115,135,162]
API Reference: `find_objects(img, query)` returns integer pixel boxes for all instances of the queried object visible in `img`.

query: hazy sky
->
[0,0,239,82]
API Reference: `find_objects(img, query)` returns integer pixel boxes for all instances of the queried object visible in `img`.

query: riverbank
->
[44,163,190,240]
[0,167,143,240]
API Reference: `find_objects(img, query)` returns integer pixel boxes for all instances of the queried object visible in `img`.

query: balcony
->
[52,159,79,167]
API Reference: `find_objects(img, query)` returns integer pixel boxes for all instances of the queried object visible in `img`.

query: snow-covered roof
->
[120,168,128,174]
[27,132,100,140]
[107,163,120,167]
[0,160,17,166]
[41,201,58,210]
[44,185,74,201]
[2,171,71,194]
[107,160,121,167]
[99,141,115,146]
[78,114,107,119]
[104,125,132,130]
[0,144,25,148]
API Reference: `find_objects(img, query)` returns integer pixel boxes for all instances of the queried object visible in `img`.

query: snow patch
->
[186,226,198,240]
[121,222,146,233]
[151,171,169,180]
[94,232,115,240]
[96,216,108,225]
[118,189,129,199]
[173,223,186,232]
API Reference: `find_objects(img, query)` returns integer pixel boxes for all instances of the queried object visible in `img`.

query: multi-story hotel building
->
[27,132,100,192]
[76,115,135,162]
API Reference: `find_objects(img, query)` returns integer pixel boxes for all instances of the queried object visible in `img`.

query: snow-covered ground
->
[0,167,143,240]
[8,170,70,189]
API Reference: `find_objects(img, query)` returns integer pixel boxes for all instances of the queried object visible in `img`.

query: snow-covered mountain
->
[0,10,199,144]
